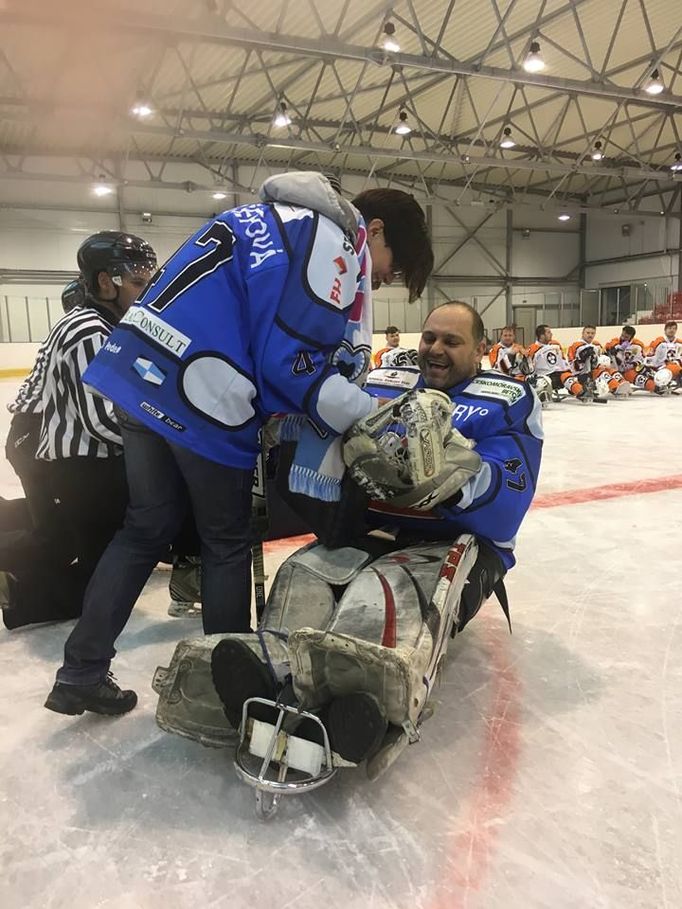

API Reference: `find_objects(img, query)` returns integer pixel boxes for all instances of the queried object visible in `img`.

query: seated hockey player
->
[604,325,662,392]
[488,325,529,379]
[644,320,682,389]
[567,325,630,397]
[154,302,542,774]
[526,324,585,399]
[377,346,418,367]
[372,325,401,367]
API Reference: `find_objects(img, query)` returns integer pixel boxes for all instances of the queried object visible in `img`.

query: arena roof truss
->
[0,0,681,222]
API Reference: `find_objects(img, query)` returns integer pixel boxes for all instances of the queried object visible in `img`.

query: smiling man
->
[362,300,543,577]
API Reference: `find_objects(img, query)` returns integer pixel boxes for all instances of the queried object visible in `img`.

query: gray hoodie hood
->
[259,171,359,243]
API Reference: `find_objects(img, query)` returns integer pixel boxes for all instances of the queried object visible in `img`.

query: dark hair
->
[583,324,596,331]
[425,301,484,344]
[352,189,434,303]
[621,325,636,338]
[665,320,678,330]
[385,325,399,335]
[501,325,516,334]
[536,323,549,340]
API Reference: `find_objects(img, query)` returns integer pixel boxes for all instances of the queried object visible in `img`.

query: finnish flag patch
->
[132,357,166,386]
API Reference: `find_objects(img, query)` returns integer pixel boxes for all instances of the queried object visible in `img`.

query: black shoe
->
[44,674,137,716]
[322,693,388,764]
[211,638,277,730]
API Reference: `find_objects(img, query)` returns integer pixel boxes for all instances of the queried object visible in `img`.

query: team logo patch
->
[132,357,166,386]
[331,340,371,381]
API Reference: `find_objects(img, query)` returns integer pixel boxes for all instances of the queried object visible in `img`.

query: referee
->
[1,232,157,630]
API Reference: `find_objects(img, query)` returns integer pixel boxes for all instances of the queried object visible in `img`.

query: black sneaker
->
[44,673,137,716]
[211,638,278,730]
[322,693,388,764]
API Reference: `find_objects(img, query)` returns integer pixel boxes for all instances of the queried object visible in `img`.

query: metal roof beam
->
[2,7,681,111]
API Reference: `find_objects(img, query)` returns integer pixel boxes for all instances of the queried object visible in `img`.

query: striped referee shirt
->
[10,303,123,460]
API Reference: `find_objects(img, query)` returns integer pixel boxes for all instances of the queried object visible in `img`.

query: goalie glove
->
[342,388,482,511]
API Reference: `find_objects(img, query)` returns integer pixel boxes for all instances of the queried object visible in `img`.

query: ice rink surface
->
[1,377,681,909]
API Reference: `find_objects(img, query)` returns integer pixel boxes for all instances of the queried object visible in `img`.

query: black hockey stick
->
[251,432,269,623]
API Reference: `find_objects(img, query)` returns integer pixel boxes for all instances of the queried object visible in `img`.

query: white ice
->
[1,378,681,909]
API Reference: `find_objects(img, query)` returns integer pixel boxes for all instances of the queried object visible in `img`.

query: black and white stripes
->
[9,306,122,461]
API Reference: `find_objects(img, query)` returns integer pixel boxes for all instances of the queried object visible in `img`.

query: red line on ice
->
[531,473,682,509]
[263,473,682,906]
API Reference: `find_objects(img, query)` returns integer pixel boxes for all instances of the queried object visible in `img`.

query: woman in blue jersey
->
[45,172,434,718]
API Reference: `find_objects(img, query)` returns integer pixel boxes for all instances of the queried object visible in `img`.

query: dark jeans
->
[57,413,254,685]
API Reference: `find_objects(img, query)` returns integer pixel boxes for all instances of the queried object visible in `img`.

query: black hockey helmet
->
[61,278,86,313]
[77,231,157,295]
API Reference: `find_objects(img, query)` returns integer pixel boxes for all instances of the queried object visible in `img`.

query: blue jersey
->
[83,201,374,468]
[363,366,543,569]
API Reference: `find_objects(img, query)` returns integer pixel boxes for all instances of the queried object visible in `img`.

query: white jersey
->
[527,341,569,377]
[646,336,682,368]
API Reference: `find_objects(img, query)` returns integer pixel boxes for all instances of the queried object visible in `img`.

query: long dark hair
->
[352,189,434,303]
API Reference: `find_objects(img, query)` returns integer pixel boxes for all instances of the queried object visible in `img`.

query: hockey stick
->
[251,431,269,622]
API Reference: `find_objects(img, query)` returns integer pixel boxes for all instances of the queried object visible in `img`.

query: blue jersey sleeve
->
[252,207,375,435]
[437,386,542,550]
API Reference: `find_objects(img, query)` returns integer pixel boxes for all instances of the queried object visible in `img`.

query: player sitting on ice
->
[489,326,529,380]
[567,325,631,399]
[603,325,666,394]
[153,302,542,780]
[526,324,587,401]
[378,346,419,367]
[643,320,682,392]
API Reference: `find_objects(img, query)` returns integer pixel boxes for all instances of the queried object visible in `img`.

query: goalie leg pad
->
[289,536,479,726]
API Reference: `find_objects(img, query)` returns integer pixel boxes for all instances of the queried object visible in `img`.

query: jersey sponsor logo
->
[132,357,166,386]
[305,217,357,311]
[140,400,185,432]
[292,350,316,376]
[232,205,284,269]
[121,307,191,356]
[365,367,420,391]
[452,403,489,422]
[466,376,524,405]
[105,341,121,354]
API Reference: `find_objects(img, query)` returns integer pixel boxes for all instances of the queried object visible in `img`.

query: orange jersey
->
[372,346,391,368]
[490,342,527,376]
[567,339,604,371]
[605,337,645,370]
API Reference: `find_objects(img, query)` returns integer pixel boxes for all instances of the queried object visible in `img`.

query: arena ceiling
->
[1,0,681,217]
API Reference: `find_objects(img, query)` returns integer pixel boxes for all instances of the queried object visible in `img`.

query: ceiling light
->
[500,127,515,149]
[141,212,153,223]
[273,101,291,128]
[523,41,545,73]
[394,109,411,135]
[644,68,664,95]
[382,21,400,53]
[131,100,153,118]
[212,190,228,200]
[558,213,571,221]
[671,152,682,172]
[591,140,604,161]
[92,176,113,197]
